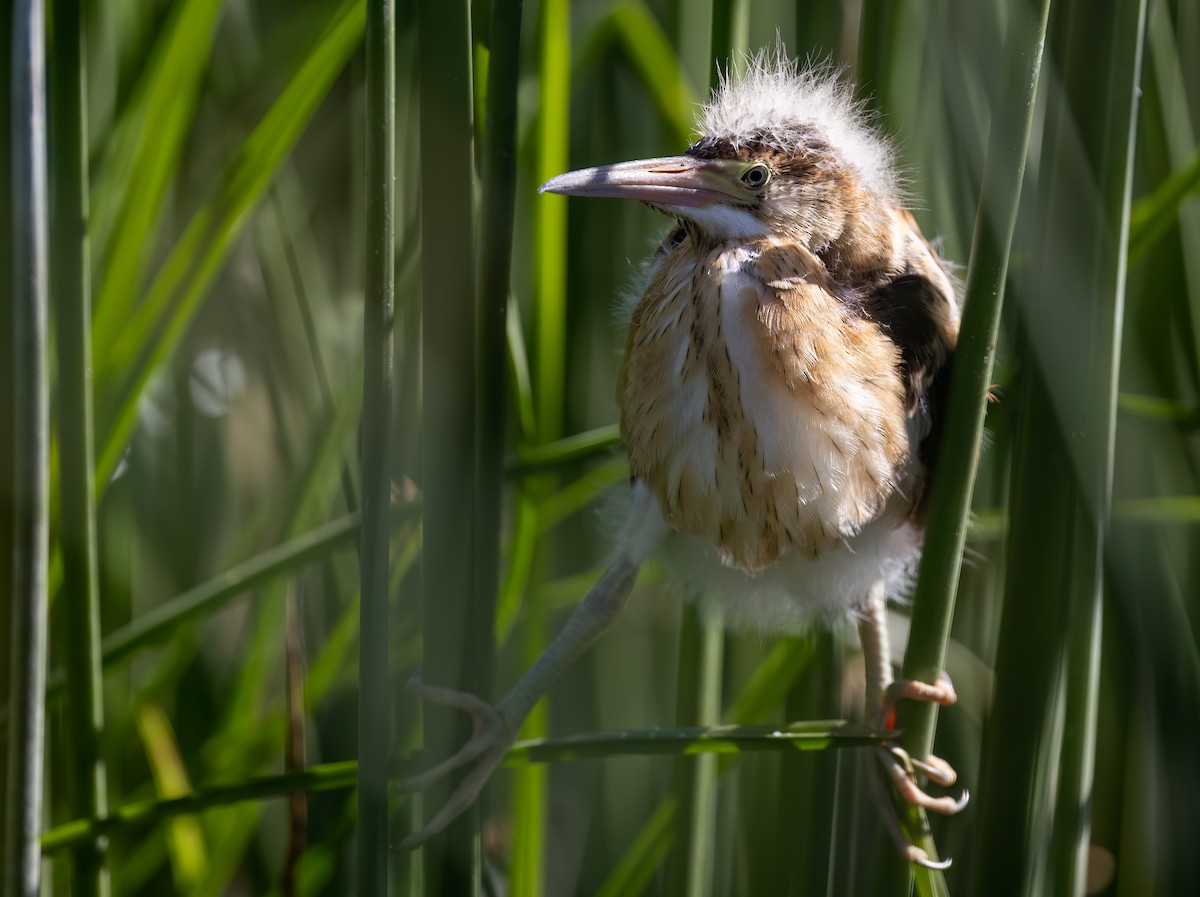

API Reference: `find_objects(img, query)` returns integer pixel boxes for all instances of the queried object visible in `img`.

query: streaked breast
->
[618,237,911,573]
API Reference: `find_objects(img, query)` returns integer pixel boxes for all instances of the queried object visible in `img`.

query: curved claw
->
[878,746,968,816]
[868,670,965,867]
[868,755,955,869]
[908,752,958,788]
[914,853,954,871]
[399,678,517,850]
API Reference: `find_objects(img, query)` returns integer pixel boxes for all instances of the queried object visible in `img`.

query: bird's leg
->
[400,557,641,849]
[857,581,968,868]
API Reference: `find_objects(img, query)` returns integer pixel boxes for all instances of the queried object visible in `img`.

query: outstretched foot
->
[871,673,969,869]
[399,678,517,850]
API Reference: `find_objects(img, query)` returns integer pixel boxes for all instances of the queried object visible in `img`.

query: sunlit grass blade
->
[89,0,223,339]
[92,0,366,491]
[503,719,884,765]
[135,703,208,891]
[532,0,569,446]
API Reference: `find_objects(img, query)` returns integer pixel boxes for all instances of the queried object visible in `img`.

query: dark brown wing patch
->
[859,273,954,416]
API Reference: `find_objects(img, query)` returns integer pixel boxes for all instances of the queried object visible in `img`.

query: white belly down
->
[613,479,922,633]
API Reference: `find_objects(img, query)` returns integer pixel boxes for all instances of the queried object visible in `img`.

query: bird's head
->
[540,52,898,250]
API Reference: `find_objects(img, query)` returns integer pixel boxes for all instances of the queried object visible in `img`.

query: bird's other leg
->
[858,580,968,869]
[400,557,641,849]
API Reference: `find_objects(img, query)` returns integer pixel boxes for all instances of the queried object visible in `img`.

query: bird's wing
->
[856,212,960,519]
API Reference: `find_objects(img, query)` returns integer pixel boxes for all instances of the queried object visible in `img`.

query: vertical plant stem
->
[533,0,569,445]
[855,0,893,96]
[49,0,110,893]
[476,0,523,872]
[476,0,524,871]
[972,0,1147,892]
[509,1,569,891]
[708,0,748,82]
[474,0,522,711]
[896,0,1052,776]
[0,0,16,877]
[4,1,51,895]
[1024,0,1146,893]
[784,630,842,895]
[878,0,1052,888]
[283,592,307,897]
[418,0,480,888]
[358,0,395,893]
[1050,0,1148,885]
[664,610,723,897]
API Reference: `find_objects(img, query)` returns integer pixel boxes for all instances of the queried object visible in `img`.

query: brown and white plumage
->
[403,51,966,866]
[607,55,959,630]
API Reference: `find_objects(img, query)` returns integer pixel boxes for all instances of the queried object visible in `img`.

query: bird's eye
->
[741,165,770,189]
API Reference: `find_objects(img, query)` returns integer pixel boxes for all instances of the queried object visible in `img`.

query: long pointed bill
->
[538,156,746,208]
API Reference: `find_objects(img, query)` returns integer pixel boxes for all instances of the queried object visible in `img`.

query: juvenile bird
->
[404,52,965,866]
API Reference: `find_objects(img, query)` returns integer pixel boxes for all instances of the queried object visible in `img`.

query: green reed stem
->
[476,0,523,663]
[971,0,1147,892]
[896,0,1052,780]
[532,0,569,446]
[709,0,748,86]
[1052,0,1148,882]
[0,0,12,876]
[881,0,1052,889]
[357,0,395,892]
[664,610,724,897]
[5,3,50,895]
[417,0,481,888]
[505,424,621,477]
[49,0,110,893]
[41,761,360,855]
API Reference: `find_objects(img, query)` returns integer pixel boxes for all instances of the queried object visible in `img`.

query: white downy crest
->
[696,48,900,201]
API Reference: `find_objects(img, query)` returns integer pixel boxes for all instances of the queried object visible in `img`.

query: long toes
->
[399,745,508,850]
[399,735,491,794]
[883,673,957,709]
[406,678,495,717]
[915,853,953,871]
[909,753,958,788]
[869,761,954,869]
[878,747,968,816]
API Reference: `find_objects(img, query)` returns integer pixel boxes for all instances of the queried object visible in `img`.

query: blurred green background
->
[3,0,1199,894]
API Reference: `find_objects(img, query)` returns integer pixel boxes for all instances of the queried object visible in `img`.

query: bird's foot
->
[398,678,517,850]
[871,673,969,869]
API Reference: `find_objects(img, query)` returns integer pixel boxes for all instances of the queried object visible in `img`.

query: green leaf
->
[1128,145,1200,261]
[93,0,367,490]
[135,703,209,891]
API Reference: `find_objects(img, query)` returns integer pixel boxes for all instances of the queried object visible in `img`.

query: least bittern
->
[404,53,965,867]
